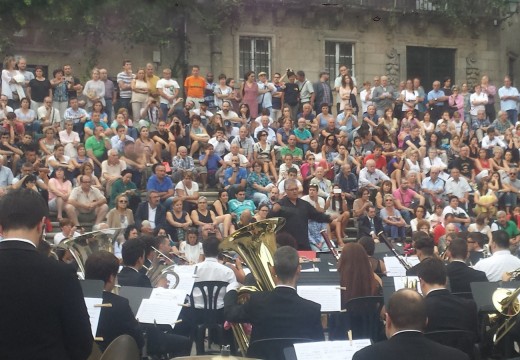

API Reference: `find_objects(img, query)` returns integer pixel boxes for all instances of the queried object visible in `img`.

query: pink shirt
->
[48,178,72,201]
[393,188,416,208]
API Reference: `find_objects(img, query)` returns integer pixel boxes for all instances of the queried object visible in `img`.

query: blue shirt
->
[224,167,248,186]
[427,89,445,106]
[146,174,173,193]
[84,121,109,132]
[199,153,222,171]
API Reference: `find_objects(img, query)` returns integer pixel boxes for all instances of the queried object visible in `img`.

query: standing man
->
[427,80,448,121]
[63,64,83,100]
[313,70,333,114]
[0,189,92,359]
[204,72,216,111]
[498,75,520,125]
[156,68,180,121]
[184,65,206,109]
[145,63,160,101]
[372,75,396,117]
[99,68,117,124]
[296,70,315,112]
[116,59,134,113]
[269,179,331,250]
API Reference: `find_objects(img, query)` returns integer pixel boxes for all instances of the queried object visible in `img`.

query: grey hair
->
[497,210,506,218]
[284,179,297,191]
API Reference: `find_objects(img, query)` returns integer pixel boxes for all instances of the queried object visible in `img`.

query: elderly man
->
[492,110,514,136]
[421,166,446,210]
[231,126,254,164]
[491,211,520,244]
[254,114,277,142]
[135,191,167,231]
[223,142,250,168]
[334,163,358,203]
[37,97,61,130]
[445,168,471,210]
[66,175,109,225]
[358,159,390,192]
[372,76,395,117]
[309,166,332,198]
[146,163,174,209]
[471,109,491,141]
[270,179,332,250]
[101,149,127,194]
[499,75,520,125]
[502,167,520,213]
[171,146,196,182]
[427,80,448,121]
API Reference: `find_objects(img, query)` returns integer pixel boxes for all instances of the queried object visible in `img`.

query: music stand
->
[80,279,104,298]
[118,286,153,316]
[298,271,340,286]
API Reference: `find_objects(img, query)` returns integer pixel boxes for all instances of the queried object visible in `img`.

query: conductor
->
[0,189,93,360]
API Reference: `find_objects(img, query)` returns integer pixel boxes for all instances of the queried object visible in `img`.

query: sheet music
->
[300,267,320,272]
[150,288,187,303]
[393,276,422,294]
[136,299,183,327]
[84,297,103,337]
[294,339,371,360]
[173,264,197,295]
[383,256,420,277]
[297,285,341,312]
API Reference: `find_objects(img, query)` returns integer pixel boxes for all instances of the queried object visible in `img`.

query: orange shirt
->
[184,76,206,98]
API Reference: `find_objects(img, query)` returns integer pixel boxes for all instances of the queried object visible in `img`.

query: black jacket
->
[134,201,167,231]
[353,331,469,360]
[358,215,384,238]
[0,240,93,360]
[446,261,488,293]
[224,286,324,344]
[118,266,152,288]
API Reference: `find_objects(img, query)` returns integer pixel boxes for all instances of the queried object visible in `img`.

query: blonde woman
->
[131,68,149,122]
[106,194,135,228]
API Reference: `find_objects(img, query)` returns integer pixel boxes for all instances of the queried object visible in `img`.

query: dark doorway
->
[407,46,456,92]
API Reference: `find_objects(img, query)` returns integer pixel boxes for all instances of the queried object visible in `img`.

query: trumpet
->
[505,268,520,281]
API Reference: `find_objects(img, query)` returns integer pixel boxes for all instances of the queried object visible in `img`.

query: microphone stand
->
[377,231,411,270]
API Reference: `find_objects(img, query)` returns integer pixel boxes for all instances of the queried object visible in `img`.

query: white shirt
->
[156,78,180,104]
[148,204,157,229]
[442,205,468,219]
[223,153,248,167]
[179,242,203,264]
[59,130,80,145]
[470,92,488,116]
[358,167,390,188]
[498,85,520,111]
[445,177,471,199]
[481,135,507,150]
[359,88,373,113]
[191,257,236,309]
[53,231,81,245]
[473,249,520,281]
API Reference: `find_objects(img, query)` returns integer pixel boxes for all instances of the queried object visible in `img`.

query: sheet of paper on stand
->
[297,285,341,312]
[393,276,422,294]
[300,267,320,272]
[383,256,420,277]
[150,288,188,303]
[294,339,371,360]
[84,297,103,337]
[136,298,183,328]
[172,265,197,295]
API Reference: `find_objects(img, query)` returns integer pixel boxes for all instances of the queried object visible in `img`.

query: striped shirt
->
[117,71,134,99]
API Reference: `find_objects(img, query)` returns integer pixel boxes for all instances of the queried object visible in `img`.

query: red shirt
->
[432,223,446,245]
[363,154,387,170]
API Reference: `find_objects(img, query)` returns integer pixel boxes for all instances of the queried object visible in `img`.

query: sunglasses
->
[119,200,128,203]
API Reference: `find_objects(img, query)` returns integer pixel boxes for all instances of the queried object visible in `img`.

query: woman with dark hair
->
[246,159,273,204]
[48,166,72,221]
[358,236,387,278]
[114,225,139,259]
[240,71,259,119]
[226,77,241,112]
[170,115,187,149]
[352,187,373,218]
[212,189,231,217]
[375,180,393,210]
[166,197,192,243]
[338,242,382,305]
[238,103,251,127]
[214,73,232,110]
[321,134,338,165]
[468,135,480,159]
[253,203,270,222]
[253,130,277,182]
[325,184,350,245]
[179,227,203,264]
[206,113,223,138]
[27,65,52,111]
[410,205,429,232]
[109,169,139,210]
[473,180,497,217]
[338,75,357,113]
[89,100,108,123]
[50,68,68,118]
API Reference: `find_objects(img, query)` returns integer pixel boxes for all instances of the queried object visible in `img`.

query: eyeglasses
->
[510,173,517,176]
[286,188,299,192]
[119,200,128,203]
[198,201,207,204]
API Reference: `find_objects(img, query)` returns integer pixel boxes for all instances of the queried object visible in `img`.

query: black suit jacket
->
[134,201,167,230]
[446,261,488,293]
[352,331,469,360]
[96,291,144,352]
[424,289,479,338]
[224,286,324,343]
[0,240,92,360]
[118,266,152,288]
[358,215,384,238]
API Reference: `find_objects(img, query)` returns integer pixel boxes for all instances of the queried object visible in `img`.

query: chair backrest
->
[452,292,474,300]
[329,296,384,341]
[247,337,313,360]
[99,335,140,360]
[425,329,477,360]
[189,281,229,310]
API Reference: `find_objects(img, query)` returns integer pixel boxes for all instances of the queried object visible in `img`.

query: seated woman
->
[358,236,387,278]
[48,166,72,221]
[191,196,233,237]
[84,251,144,352]
[410,205,429,232]
[175,171,200,213]
[76,162,103,192]
[325,184,350,246]
[109,169,139,212]
[380,194,407,242]
[165,197,193,244]
[375,180,393,211]
[178,227,203,264]
[106,194,135,229]
[189,114,210,157]
[352,187,373,219]
[47,144,76,183]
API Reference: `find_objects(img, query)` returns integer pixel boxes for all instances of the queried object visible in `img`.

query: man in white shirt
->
[217,101,241,126]
[498,76,520,125]
[156,68,180,121]
[190,101,214,126]
[59,120,80,157]
[253,115,276,142]
[37,96,61,130]
[257,72,276,115]
[191,237,236,309]
[66,175,109,226]
[358,159,390,190]
[481,127,507,150]
[64,98,88,135]
[442,196,470,231]
[474,230,520,282]
[223,142,249,168]
[445,168,471,209]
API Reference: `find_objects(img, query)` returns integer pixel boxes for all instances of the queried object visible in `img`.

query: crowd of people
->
[3,52,520,359]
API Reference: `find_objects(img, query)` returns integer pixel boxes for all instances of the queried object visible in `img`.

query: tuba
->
[61,228,122,278]
[491,287,520,344]
[219,217,285,356]
[145,246,180,288]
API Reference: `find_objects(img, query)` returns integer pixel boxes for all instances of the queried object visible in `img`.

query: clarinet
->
[377,231,411,270]
[320,230,340,261]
